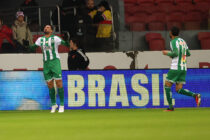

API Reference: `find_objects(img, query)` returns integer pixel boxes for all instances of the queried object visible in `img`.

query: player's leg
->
[55,80,64,113]
[52,59,65,113]
[176,71,201,107]
[164,70,178,111]
[44,63,58,113]
[164,80,174,111]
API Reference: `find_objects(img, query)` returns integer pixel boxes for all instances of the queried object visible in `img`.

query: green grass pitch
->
[0,108,210,140]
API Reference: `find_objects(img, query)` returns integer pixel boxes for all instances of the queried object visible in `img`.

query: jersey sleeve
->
[55,36,70,47]
[28,37,40,52]
[186,48,191,57]
[167,40,178,58]
[35,37,41,46]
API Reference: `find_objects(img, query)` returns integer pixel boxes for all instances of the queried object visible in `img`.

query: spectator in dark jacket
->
[68,38,89,70]
[0,17,15,53]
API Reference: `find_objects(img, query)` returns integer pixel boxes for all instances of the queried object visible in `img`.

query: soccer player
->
[30,25,69,113]
[162,26,201,111]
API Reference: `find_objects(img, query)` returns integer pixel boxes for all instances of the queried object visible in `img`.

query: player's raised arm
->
[55,33,70,48]
[186,48,191,57]
[28,37,41,52]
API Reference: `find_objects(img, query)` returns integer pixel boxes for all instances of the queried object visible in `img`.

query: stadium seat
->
[195,2,210,20]
[155,0,174,5]
[175,0,193,5]
[58,45,70,53]
[199,62,210,68]
[13,69,28,71]
[104,65,117,70]
[198,32,210,49]
[135,4,157,14]
[148,13,166,31]
[137,0,155,5]
[184,11,202,30]
[167,5,185,14]
[38,68,43,71]
[166,12,184,30]
[145,33,165,50]
[126,13,148,23]
[130,23,146,31]
[124,0,137,4]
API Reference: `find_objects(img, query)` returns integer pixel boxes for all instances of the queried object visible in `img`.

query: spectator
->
[81,0,98,51]
[68,38,89,70]
[94,0,112,38]
[52,0,86,36]
[86,0,97,19]
[93,0,113,51]
[12,11,33,53]
[0,17,15,53]
[20,0,39,32]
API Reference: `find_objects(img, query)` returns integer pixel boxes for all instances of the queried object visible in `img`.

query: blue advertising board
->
[0,69,210,110]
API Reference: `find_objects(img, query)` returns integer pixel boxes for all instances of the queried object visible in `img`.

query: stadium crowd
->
[0,0,113,53]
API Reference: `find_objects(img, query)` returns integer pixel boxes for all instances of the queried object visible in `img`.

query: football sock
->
[165,86,173,109]
[177,89,196,97]
[49,88,56,106]
[58,87,64,106]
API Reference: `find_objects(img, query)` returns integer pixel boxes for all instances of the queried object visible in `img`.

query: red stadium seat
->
[145,33,166,50]
[195,2,210,20]
[198,32,210,40]
[130,23,146,31]
[167,5,185,14]
[166,12,184,30]
[175,0,193,5]
[104,65,117,70]
[184,11,202,30]
[148,13,166,30]
[137,0,155,5]
[13,69,27,71]
[155,0,174,5]
[126,13,148,31]
[128,3,156,15]
[198,32,210,49]
[58,45,69,53]
[124,0,137,4]
[145,33,162,41]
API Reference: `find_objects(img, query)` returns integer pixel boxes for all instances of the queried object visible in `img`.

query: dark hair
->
[71,38,80,48]
[45,24,54,30]
[171,26,179,36]
[98,0,110,10]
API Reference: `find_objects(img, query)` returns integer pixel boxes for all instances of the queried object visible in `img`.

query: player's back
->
[170,37,190,71]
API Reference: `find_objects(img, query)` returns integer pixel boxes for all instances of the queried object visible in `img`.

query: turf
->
[0,108,210,140]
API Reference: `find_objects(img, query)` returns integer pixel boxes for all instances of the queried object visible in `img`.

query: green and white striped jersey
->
[33,35,69,62]
[167,37,191,71]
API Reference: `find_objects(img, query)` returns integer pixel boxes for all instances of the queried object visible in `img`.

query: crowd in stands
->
[1,0,210,53]
[0,0,113,53]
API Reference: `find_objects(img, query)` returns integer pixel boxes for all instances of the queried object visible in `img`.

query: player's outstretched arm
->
[61,40,70,47]
[186,49,191,57]
[61,32,70,47]
[28,44,39,52]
